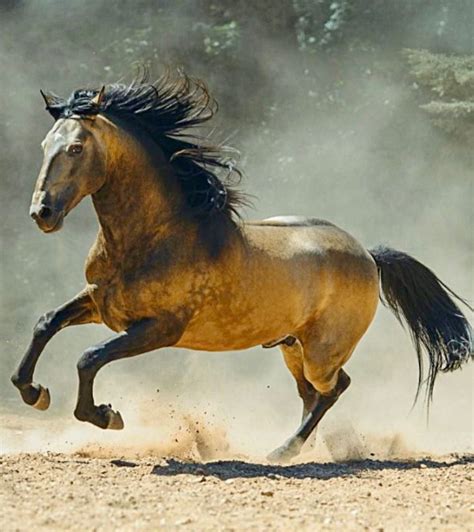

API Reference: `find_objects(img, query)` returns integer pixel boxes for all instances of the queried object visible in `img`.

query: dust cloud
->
[0,1,472,461]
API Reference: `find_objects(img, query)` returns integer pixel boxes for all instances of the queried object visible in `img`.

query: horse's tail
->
[369,245,473,402]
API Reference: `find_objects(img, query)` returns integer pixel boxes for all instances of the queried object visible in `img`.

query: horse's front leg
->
[73,314,185,430]
[11,288,99,410]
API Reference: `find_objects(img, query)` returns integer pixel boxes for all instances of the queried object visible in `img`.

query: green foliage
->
[406,49,474,138]
[406,49,474,100]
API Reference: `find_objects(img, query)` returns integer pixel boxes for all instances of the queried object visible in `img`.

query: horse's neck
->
[91,137,184,254]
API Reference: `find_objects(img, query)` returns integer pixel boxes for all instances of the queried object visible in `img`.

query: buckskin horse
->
[11,70,472,461]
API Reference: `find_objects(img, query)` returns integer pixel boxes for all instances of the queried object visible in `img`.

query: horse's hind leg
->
[280,341,319,421]
[11,289,97,410]
[268,364,351,463]
[268,337,355,463]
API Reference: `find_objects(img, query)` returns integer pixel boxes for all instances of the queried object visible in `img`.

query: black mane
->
[42,69,246,221]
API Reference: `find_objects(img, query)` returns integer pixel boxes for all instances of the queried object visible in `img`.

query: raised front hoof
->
[267,439,303,464]
[75,404,124,430]
[32,385,51,410]
[16,383,51,411]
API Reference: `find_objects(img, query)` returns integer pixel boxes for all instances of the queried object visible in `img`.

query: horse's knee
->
[77,347,103,374]
[301,337,356,395]
[337,369,351,393]
[309,369,351,399]
[32,311,56,340]
[304,365,339,395]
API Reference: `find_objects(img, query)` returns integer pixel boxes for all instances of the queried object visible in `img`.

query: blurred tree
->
[406,49,474,140]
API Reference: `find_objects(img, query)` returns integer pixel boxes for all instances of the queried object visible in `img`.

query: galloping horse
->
[12,71,472,461]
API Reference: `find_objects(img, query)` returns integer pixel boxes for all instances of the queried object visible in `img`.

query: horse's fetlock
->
[11,372,23,388]
[73,407,88,422]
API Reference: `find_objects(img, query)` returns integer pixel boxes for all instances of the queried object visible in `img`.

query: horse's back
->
[248,216,335,228]
[244,215,374,268]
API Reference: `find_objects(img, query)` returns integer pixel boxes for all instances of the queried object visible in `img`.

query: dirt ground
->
[1,450,472,531]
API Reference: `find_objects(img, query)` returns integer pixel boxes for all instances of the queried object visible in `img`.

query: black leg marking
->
[268,369,351,463]
[74,316,184,430]
[11,290,96,409]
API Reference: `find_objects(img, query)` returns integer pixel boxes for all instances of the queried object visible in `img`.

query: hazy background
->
[1,0,472,458]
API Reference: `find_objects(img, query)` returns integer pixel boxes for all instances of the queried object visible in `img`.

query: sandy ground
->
[1,393,473,532]
[1,450,472,531]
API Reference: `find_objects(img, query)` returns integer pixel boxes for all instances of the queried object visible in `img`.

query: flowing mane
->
[42,69,246,220]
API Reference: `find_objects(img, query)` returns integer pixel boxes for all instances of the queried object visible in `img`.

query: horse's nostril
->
[38,206,52,219]
[30,205,53,221]
[38,205,52,219]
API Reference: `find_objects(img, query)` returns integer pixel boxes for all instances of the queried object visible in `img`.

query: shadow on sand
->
[149,454,473,481]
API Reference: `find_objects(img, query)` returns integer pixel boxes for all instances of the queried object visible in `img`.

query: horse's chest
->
[87,274,128,331]
[86,252,183,331]
[86,253,135,330]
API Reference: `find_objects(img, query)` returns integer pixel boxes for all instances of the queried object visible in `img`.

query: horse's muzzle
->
[29,203,64,233]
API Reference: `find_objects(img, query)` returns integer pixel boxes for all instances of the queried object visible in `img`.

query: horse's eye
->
[68,143,83,155]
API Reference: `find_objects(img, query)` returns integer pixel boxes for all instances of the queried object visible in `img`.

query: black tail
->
[370,245,473,402]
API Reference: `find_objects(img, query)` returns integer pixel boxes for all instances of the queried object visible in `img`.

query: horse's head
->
[31,74,244,237]
[31,92,108,233]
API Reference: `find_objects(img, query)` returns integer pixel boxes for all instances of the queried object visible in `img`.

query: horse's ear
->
[91,85,106,108]
[40,89,53,108]
[40,89,63,120]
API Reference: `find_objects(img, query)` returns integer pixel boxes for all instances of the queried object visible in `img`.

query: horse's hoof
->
[14,380,51,410]
[267,439,302,463]
[267,446,294,463]
[105,408,124,430]
[31,385,51,411]
[18,383,51,410]
[75,404,124,430]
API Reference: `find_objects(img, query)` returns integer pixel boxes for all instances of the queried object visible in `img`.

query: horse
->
[11,70,472,462]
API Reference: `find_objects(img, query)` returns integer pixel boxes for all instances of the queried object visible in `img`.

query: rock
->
[175,517,193,525]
